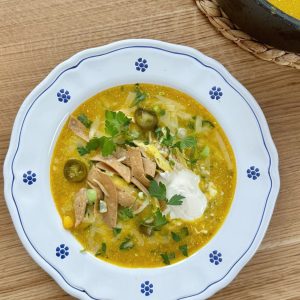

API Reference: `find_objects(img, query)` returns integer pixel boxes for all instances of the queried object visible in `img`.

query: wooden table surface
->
[0,0,299,299]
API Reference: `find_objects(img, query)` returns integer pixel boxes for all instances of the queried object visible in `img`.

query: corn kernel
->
[63,216,74,229]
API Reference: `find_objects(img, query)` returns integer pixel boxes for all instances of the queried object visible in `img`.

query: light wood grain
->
[0,0,299,299]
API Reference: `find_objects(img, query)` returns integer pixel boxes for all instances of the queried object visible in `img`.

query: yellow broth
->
[50,84,236,268]
[268,0,300,19]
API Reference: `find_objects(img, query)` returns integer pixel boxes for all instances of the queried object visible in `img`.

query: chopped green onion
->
[96,242,106,256]
[171,231,181,242]
[119,238,134,250]
[180,227,189,237]
[179,244,188,257]
[160,252,175,265]
[113,227,122,236]
[200,145,210,158]
[86,189,97,205]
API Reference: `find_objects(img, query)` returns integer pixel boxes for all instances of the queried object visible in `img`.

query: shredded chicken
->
[74,188,88,227]
[127,147,150,187]
[91,155,131,183]
[131,177,149,196]
[117,190,136,208]
[68,116,89,142]
[95,171,118,228]
[142,158,156,177]
[114,147,156,177]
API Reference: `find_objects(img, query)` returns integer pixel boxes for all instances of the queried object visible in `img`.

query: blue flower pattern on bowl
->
[247,166,261,180]
[209,86,223,100]
[56,244,69,259]
[209,250,223,265]
[141,281,153,296]
[57,89,71,103]
[23,171,37,185]
[135,58,148,72]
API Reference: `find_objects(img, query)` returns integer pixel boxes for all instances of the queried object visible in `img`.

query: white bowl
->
[4,39,280,300]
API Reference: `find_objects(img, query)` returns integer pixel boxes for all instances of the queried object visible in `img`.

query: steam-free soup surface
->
[51,84,236,268]
[268,0,300,19]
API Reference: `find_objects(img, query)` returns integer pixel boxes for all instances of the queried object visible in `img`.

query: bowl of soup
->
[218,0,300,52]
[4,39,280,300]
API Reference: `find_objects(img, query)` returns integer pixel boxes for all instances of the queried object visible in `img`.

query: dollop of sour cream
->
[158,169,207,221]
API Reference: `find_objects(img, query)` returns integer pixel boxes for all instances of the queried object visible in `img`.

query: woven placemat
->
[195,0,300,69]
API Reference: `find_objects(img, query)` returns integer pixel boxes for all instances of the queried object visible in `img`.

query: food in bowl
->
[268,0,300,20]
[50,83,236,267]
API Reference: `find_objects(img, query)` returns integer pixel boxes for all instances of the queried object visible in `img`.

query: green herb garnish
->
[77,136,116,157]
[148,180,166,200]
[153,209,168,230]
[77,146,89,156]
[179,244,188,257]
[100,136,116,156]
[174,136,197,151]
[200,145,210,158]
[160,252,175,265]
[113,227,122,236]
[77,113,92,128]
[131,84,147,107]
[95,242,107,256]
[168,194,185,206]
[118,207,134,221]
[155,127,174,147]
[171,231,181,242]
[148,180,185,206]
[105,110,131,137]
[180,227,189,237]
[119,237,134,250]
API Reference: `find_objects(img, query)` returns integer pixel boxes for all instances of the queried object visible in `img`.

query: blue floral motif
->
[135,58,148,72]
[209,86,223,100]
[56,244,69,259]
[247,166,261,180]
[209,250,222,265]
[141,281,153,296]
[57,89,71,103]
[23,171,37,185]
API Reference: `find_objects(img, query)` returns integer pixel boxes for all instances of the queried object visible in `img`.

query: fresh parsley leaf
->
[155,127,174,147]
[101,136,116,157]
[105,110,131,137]
[118,207,134,221]
[149,180,166,201]
[168,194,185,206]
[131,84,147,107]
[160,252,175,265]
[77,136,116,157]
[153,209,168,230]
[200,145,210,158]
[113,227,122,236]
[180,227,189,237]
[77,146,89,156]
[179,244,188,257]
[174,136,197,151]
[77,113,92,128]
[119,237,134,250]
[95,242,106,256]
[171,231,181,242]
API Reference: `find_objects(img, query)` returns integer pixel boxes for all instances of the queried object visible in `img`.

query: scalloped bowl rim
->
[3,39,280,300]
